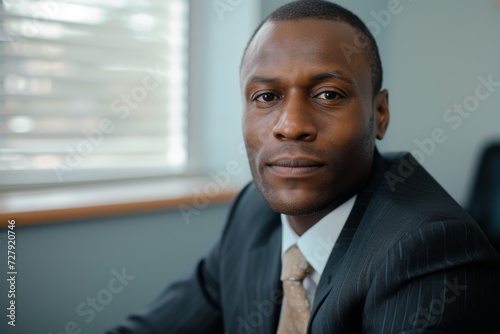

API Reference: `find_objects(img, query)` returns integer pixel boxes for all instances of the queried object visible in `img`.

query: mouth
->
[265,156,326,177]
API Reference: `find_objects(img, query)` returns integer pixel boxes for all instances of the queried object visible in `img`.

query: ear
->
[374,89,390,140]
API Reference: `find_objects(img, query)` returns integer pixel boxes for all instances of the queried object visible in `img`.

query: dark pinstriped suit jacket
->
[109,151,500,333]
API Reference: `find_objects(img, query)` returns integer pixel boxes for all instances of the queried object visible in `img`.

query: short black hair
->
[242,0,383,97]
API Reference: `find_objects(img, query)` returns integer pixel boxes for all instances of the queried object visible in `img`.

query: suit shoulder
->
[351,152,499,274]
[226,182,271,221]
[377,152,472,223]
[220,181,279,245]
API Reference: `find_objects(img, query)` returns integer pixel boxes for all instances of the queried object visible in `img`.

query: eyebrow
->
[310,72,355,85]
[245,76,280,86]
[245,71,355,87]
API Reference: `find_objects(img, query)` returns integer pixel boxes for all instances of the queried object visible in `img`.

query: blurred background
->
[0,0,499,333]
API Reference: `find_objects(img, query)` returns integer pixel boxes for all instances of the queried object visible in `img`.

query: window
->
[0,0,189,185]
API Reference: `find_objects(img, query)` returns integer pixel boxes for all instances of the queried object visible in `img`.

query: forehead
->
[241,19,371,90]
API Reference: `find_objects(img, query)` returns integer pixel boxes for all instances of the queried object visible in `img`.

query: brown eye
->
[317,91,341,100]
[256,93,278,102]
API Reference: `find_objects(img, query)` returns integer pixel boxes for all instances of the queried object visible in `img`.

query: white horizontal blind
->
[0,0,188,185]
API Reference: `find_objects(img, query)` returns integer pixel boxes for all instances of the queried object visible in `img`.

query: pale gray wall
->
[377,0,500,206]
[0,204,229,334]
[188,0,259,182]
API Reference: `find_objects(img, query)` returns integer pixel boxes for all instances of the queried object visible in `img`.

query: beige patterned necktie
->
[277,245,313,334]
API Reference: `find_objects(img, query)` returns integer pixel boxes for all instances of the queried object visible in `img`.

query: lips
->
[265,156,326,177]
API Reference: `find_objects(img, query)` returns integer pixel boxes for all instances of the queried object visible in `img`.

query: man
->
[108,1,500,333]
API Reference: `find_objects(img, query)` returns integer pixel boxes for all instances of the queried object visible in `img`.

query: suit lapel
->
[309,150,390,325]
[309,211,359,320]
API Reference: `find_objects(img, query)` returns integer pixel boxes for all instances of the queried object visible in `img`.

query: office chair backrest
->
[468,143,500,254]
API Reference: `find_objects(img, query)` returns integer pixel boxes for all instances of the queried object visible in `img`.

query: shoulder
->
[375,151,474,225]
[219,181,280,247]
[353,151,500,274]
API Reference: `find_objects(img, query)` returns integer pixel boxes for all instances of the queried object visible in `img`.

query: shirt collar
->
[280,195,357,275]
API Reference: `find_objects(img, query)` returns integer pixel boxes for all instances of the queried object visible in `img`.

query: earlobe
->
[374,89,390,140]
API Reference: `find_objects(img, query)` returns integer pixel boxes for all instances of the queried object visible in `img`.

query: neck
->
[286,211,329,236]
[286,197,346,236]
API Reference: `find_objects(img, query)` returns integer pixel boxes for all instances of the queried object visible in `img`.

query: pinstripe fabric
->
[107,151,500,333]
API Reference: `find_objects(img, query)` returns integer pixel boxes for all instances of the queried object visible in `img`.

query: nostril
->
[274,132,286,140]
[297,133,312,141]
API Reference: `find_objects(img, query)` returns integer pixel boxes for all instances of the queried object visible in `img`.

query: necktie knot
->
[281,245,313,282]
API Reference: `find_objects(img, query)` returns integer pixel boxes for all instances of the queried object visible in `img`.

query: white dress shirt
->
[280,195,356,309]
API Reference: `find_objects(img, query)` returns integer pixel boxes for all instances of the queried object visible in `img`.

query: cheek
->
[242,114,265,166]
[349,120,375,163]
[324,110,367,140]
[321,110,374,162]
[243,112,275,148]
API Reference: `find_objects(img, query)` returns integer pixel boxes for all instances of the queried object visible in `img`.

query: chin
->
[263,189,330,216]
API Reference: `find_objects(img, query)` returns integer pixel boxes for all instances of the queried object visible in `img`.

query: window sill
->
[0,177,243,227]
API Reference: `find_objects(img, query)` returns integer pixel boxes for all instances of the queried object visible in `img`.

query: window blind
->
[0,0,188,185]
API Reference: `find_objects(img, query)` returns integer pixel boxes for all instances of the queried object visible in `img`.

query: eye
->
[255,93,279,102]
[316,91,343,100]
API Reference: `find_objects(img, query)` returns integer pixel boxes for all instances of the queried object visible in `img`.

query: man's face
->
[241,19,389,216]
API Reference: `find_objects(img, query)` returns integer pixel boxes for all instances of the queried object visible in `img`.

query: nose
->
[272,93,318,141]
